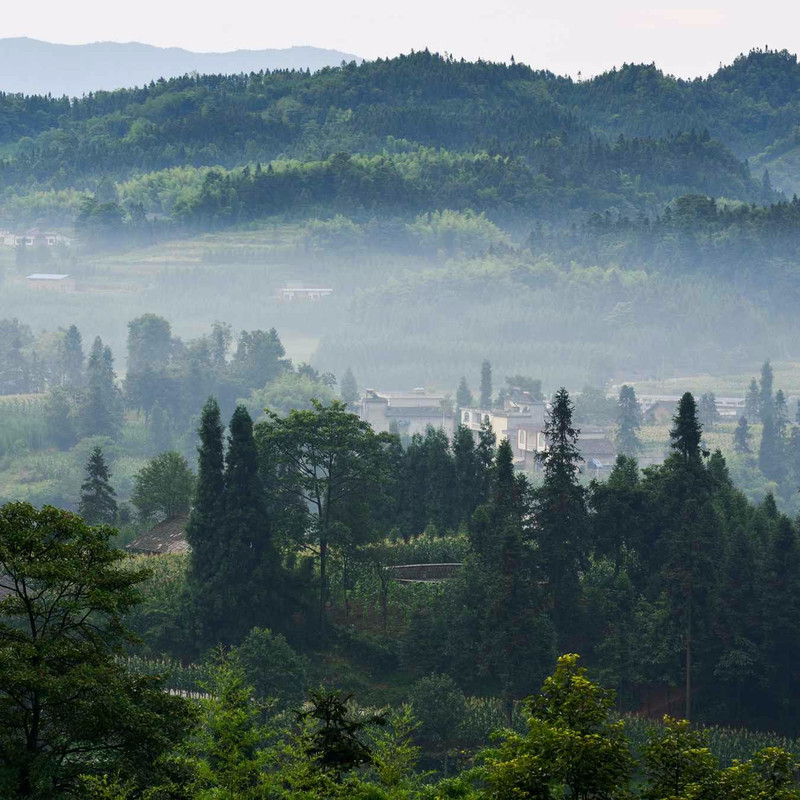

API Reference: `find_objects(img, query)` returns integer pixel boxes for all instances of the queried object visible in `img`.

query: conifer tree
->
[476,417,496,504]
[187,398,226,642]
[78,447,117,524]
[759,413,786,485]
[452,424,480,525]
[670,393,703,463]
[745,378,760,422]
[480,360,492,408]
[535,388,587,633]
[61,324,84,389]
[698,392,719,430]
[615,384,642,456]
[455,377,473,411]
[733,416,752,454]
[340,367,358,407]
[759,359,774,421]
[222,405,278,639]
[79,337,122,440]
[775,389,789,436]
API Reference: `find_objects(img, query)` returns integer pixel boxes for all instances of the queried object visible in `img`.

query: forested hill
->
[1,48,798,209]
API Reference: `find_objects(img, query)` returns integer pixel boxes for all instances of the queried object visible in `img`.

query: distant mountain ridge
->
[0,37,362,97]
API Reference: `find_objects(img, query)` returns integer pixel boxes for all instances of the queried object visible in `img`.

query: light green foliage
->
[482,654,632,800]
[131,450,195,522]
[247,370,335,418]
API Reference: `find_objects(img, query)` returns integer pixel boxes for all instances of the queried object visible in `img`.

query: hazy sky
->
[4,0,798,78]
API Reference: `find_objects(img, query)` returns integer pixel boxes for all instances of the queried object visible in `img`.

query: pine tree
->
[698,393,719,430]
[745,378,760,422]
[615,385,642,456]
[670,393,703,463]
[456,377,473,411]
[535,388,587,634]
[78,447,118,524]
[187,398,226,642]
[480,360,492,409]
[759,413,786,485]
[61,324,84,389]
[476,418,496,505]
[340,367,358,407]
[79,337,122,440]
[733,416,752,454]
[452,424,480,526]
[775,389,789,436]
[759,359,774,421]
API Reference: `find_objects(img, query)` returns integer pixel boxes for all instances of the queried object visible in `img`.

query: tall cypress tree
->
[759,413,786,485]
[745,378,760,422]
[759,359,774,421]
[187,398,226,644]
[456,377,473,411]
[670,393,703,463]
[61,324,84,389]
[222,405,278,639]
[480,360,493,409]
[452,424,480,526]
[78,447,117,524]
[615,385,642,456]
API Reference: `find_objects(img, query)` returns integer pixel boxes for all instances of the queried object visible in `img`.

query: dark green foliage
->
[187,398,226,643]
[670,392,704,463]
[298,689,386,780]
[759,414,787,485]
[231,627,309,709]
[615,384,642,456]
[535,388,587,634]
[0,502,193,798]
[127,313,172,373]
[78,446,118,524]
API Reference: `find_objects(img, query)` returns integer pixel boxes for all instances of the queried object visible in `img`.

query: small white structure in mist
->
[26,274,76,293]
[277,281,333,301]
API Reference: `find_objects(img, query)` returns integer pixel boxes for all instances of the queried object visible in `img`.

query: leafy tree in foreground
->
[0,502,193,798]
[78,446,117,524]
[131,450,195,523]
[482,654,633,800]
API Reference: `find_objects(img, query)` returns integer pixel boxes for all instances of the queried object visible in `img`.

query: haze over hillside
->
[0,37,362,97]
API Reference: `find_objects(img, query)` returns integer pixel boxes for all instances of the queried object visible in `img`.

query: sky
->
[3,0,798,78]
